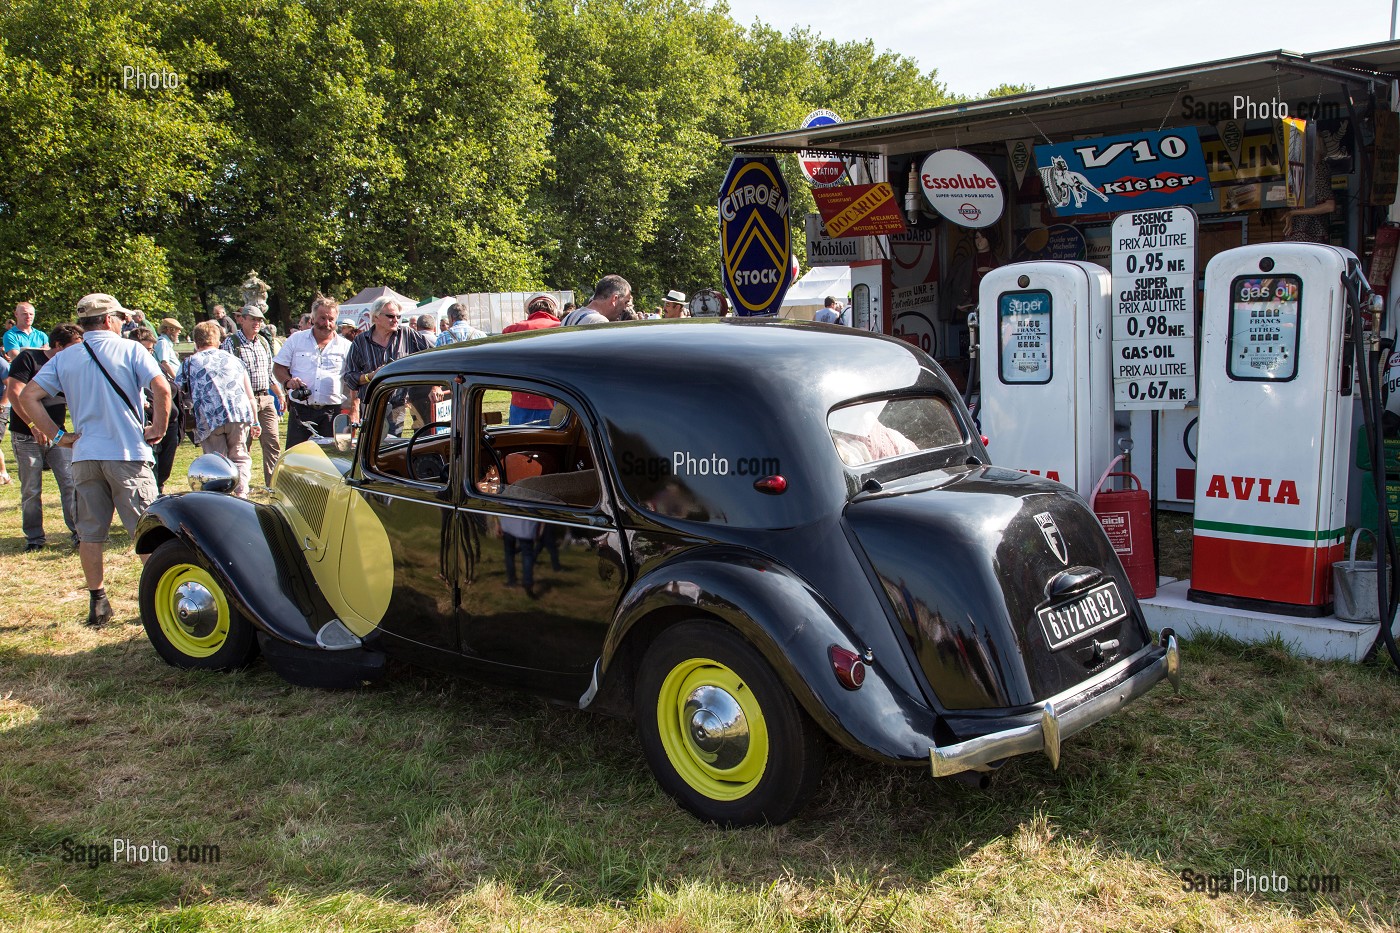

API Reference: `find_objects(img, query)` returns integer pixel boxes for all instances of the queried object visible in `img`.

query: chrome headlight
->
[188,452,238,493]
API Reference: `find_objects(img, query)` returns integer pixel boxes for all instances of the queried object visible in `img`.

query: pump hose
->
[1347,264,1400,671]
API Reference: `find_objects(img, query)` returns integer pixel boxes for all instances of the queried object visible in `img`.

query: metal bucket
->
[1332,529,1380,622]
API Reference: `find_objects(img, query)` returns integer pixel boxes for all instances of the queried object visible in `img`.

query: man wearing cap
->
[436,301,488,346]
[19,293,170,627]
[661,290,687,319]
[4,302,48,361]
[222,304,284,485]
[501,295,562,424]
[273,294,352,448]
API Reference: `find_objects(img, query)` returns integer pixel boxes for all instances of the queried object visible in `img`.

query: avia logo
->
[1034,512,1069,565]
[1203,474,1302,505]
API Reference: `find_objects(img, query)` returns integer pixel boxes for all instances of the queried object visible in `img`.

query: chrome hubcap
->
[174,581,218,638]
[684,685,749,768]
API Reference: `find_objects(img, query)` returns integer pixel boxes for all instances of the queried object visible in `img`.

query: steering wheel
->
[480,428,508,490]
[406,421,451,482]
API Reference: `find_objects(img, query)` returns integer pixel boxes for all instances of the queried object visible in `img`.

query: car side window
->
[364,379,454,486]
[471,386,599,509]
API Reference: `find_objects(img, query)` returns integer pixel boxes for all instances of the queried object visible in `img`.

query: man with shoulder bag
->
[19,294,170,627]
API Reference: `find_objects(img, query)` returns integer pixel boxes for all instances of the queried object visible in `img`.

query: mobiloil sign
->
[1189,244,1355,615]
[1034,128,1213,218]
[720,156,794,316]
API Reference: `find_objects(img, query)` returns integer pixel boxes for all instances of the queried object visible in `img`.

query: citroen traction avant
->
[136,319,1178,826]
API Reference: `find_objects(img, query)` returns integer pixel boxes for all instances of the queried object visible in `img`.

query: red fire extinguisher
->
[1091,455,1156,599]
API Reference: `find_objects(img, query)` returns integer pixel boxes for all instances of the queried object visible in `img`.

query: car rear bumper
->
[929,633,1180,777]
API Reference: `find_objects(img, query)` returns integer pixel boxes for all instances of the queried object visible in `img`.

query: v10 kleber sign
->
[919,150,1004,228]
[719,156,794,316]
[1035,128,1213,217]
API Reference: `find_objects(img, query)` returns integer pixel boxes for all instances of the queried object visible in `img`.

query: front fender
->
[135,493,334,649]
[604,547,943,764]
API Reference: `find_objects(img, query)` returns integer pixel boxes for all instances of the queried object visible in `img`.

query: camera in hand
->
[289,387,312,403]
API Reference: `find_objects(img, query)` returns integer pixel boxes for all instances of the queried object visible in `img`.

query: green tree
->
[0,0,229,326]
[529,0,745,304]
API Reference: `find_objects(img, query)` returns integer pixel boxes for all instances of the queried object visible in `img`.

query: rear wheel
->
[139,540,258,671]
[635,621,823,826]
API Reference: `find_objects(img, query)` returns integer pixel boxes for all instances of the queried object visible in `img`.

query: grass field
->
[1,427,1398,932]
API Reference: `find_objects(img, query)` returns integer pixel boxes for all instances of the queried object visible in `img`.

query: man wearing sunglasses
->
[343,296,430,433]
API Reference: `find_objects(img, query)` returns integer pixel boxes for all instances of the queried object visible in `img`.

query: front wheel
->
[634,621,824,826]
[139,539,258,671]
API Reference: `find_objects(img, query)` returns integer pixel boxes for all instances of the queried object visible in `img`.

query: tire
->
[634,620,824,827]
[139,539,258,671]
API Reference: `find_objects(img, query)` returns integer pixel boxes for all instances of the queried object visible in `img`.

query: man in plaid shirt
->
[222,304,285,485]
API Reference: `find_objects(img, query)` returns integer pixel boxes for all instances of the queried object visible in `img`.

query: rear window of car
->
[828,396,965,466]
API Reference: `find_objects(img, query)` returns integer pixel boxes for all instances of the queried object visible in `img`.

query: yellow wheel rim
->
[656,657,768,801]
[154,563,231,659]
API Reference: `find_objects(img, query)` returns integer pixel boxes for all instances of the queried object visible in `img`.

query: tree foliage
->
[0,0,962,326]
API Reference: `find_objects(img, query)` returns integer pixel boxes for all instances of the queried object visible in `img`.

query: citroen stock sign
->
[719,156,794,316]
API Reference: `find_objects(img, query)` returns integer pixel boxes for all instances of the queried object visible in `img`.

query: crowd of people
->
[2,274,842,626]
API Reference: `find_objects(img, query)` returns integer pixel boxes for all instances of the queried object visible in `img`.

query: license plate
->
[1037,581,1127,651]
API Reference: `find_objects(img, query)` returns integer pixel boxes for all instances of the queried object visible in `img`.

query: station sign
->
[1110,206,1197,409]
[1036,128,1213,217]
[719,155,793,316]
[798,110,846,187]
[918,149,1003,228]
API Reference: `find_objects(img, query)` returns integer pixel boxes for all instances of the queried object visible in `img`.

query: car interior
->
[472,388,600,508]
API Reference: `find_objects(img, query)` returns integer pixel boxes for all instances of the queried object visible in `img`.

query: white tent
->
[780,266,850,321]
[337,286,418,326]
[412,296,456,326]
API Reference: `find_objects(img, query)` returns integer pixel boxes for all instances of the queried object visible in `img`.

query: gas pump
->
[1190,244,1359,615]
[977,261,1115,501]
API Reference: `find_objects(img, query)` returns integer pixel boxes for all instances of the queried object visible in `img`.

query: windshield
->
[828,396,966,467]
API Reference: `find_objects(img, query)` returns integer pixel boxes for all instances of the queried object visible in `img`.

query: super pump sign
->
[1034,128,1213,217]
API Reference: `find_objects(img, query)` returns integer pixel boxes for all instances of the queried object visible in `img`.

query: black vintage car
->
[135,319,1178,826]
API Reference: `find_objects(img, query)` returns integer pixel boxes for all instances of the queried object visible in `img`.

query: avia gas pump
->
[977,261,1115,501]
[1190,244,1360,615]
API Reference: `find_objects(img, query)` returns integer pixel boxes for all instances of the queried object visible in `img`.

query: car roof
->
[385,318,936,409]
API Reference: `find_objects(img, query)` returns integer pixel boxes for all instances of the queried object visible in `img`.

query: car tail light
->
[829,645,865,690]
[753,475,787,495]
[980,435,989,447]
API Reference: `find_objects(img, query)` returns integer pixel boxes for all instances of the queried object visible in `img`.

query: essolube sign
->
[720,156,794,316]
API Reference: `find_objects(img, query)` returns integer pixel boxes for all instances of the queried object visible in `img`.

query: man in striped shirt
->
[221,304,284,485]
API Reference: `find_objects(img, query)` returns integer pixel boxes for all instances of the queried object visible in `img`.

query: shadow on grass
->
[0,628,1396,927]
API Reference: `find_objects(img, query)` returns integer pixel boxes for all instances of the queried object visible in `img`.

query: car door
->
[457,380,628,695]
[346,375,462,666]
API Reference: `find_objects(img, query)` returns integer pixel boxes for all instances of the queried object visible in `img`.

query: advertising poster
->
[811,183,907,237]
[718,156,794,316]
[1034,128,1213,217]
[919,150,1004,228]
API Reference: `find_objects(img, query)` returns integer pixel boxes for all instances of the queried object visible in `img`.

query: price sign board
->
[1111,207,1197,409]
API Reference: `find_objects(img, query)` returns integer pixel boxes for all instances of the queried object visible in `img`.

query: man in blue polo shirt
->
[20,293,171,627]
[3,302,47,361]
